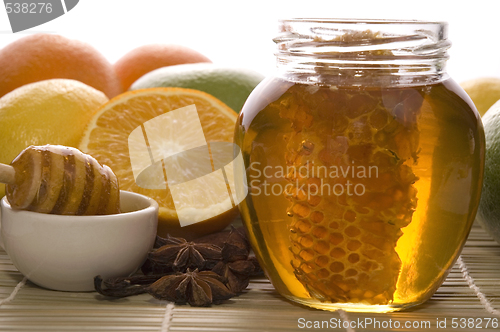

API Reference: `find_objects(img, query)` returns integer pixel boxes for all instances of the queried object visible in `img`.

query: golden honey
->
[234,19,485,312]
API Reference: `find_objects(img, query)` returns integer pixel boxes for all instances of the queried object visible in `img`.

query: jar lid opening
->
[279,18,447,26]
[274,18,450,86]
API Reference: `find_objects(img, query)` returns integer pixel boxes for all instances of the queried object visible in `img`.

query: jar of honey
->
[235,19,485,312]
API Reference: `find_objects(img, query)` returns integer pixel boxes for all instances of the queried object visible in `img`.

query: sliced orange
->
[79,87,239,240]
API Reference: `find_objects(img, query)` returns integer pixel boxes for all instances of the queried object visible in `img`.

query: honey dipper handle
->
[0,163,16,185]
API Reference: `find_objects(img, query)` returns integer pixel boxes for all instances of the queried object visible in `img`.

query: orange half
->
[79,87,239,239]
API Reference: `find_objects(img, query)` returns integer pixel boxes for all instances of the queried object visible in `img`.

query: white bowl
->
[0,190,158,292]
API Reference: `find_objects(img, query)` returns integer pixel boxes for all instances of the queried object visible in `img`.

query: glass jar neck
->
[274,19,451,86]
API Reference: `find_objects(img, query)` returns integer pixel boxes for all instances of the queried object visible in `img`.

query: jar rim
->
[279,18,447,26]
[274,18,450,86]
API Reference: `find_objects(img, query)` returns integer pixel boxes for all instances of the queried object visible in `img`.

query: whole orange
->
[113,44,211,91]
[0,34,121,99]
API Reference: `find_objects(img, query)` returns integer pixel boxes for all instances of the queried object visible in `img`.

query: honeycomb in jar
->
[277,83,422,305]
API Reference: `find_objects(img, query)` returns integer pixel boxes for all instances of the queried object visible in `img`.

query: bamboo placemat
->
[0,221,499,332]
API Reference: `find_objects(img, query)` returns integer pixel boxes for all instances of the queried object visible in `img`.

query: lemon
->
[0,79,108,197]
[476,100,500,244]
[130,63,264,113]
[460,77,500,116]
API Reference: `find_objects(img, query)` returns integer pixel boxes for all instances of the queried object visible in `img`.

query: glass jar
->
[234,19,485,312]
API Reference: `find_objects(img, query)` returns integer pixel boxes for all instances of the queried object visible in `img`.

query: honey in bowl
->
[235,19,485,312]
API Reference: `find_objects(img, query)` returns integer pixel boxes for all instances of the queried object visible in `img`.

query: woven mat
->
[0,221,499,332]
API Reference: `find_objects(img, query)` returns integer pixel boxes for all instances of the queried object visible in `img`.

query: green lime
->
[477,100,500,244]
[130,63,264,113]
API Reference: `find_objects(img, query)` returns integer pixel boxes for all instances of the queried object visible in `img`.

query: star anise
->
[194,226,248,248]
[148,234,222,272]
[94,274,162,297]
[221,226,251,262]
[148,269,234,306]
[141,256,173,275]
[212,258,256,293]
[209,227,261,292]
[95,227,263,307]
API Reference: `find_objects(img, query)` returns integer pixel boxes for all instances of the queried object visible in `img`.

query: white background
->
[0,0,497,84]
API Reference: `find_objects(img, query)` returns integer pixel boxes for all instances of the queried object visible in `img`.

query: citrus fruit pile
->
[0,33,263,239]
